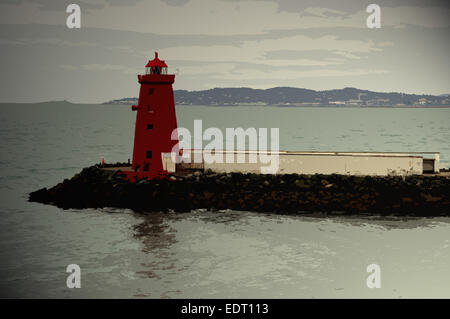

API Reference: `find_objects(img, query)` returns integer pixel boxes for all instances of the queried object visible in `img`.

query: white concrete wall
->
[278,153,422,176]
[434,153,440,173]
[204,152,271,174]
[172,150,425,176]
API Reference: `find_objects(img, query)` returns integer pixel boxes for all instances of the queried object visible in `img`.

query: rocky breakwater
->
[29,165,450,216]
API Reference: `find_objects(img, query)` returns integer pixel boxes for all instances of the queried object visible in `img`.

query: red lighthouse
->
[123,52,179,182]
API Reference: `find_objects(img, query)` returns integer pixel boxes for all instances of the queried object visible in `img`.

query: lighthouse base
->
[29,163,450,216]
[119,170,170,183]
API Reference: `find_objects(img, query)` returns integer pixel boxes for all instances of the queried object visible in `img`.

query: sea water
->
[0,103,449,298]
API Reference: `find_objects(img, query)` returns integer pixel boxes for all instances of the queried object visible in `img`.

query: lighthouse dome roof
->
[145,52,168,68]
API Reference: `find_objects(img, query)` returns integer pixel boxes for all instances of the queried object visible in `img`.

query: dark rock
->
[28,163,450,216]
[295,179,309,189]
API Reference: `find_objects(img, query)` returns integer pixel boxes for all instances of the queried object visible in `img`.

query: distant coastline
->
[1,87,449,107]
[104,87,450,107]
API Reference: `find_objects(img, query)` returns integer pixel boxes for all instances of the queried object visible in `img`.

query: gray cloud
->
[161,0,190,6]
[1,0,191,10]
[0,0,449,102]
[4,0,450,12]
[2,0,104,11]
[0,22,448,103]
[272,0,450,13]
[1,0,449,35]
[105,0,144,6]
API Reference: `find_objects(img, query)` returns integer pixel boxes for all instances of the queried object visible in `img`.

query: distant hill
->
[104,87,450,106]
[104,97,139,105]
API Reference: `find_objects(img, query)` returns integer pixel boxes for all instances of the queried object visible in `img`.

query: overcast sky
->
[0,0,449,103]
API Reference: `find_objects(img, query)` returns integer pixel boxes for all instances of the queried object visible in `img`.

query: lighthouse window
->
[146,151,152,159]
[152,66,161,74]
[148,88,154,95]
[147,105,151,112]
[147,124,153,130]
